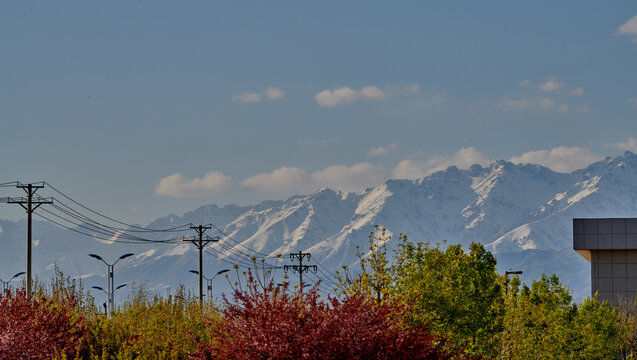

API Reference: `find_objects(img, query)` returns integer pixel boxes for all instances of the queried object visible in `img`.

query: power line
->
[43,181,190,232]
[0,182,53,297]
[33,211,180,244]
[284,251,317,294]
[210,223,271,258]
[41,204,185,243]
[51,198,191,233]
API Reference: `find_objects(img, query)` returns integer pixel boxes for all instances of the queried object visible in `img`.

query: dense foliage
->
[0,290,86,359]
[2,228,637,359]
[197,272,466,360]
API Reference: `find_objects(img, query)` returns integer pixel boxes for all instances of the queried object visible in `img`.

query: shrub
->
[0,290,86,360]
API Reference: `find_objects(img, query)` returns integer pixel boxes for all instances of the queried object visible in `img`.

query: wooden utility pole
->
[3,183,52,297]
[184,225,218,304]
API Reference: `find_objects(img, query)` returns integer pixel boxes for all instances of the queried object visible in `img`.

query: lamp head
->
[189,270,199,275]
[92,286,105,291]
[115,284,127,290]
[88,254,103,261]
[12,271,25,278]
[217,269,230,275]
[119,253,134,260]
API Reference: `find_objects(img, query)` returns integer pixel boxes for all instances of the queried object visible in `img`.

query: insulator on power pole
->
[284,251,317,294]
[184,225,219,304]
[1,182,52,298]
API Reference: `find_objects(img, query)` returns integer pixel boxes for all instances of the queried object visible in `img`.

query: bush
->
[0,290,86,360]
[196,272,470,360]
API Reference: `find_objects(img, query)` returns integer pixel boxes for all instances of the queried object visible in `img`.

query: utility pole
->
[184,225,218,304]
[1,182,52,298]
[284,251,317,294]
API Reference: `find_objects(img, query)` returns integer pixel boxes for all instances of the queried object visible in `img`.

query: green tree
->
[336,225,395,304]
[394,239,504,356]
[499,274,630,360]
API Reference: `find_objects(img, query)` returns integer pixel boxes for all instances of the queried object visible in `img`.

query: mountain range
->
[5,152,637,302]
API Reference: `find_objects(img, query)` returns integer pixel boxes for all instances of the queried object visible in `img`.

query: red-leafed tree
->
[196,272,474,360]
[0,290,86,360]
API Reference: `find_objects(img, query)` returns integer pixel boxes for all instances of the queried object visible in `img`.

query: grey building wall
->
[574,218,637,304]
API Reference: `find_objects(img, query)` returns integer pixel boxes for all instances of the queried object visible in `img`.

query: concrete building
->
[573,218,637,304]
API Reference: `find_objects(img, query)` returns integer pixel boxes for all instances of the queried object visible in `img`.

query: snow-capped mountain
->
[5,152,637,301]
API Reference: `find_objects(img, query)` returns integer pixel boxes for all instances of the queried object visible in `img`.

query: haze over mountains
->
[5,152,637,301]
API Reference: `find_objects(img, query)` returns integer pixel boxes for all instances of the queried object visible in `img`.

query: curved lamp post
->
[1,271,25,294]
[189,269,229,300]
[89,253,134,314]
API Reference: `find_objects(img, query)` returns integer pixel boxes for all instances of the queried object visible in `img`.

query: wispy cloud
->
[314,84,418,107]
[505,99,532,110]
[607,137,637,153]
[617,14,637,43]
[628,98,637,107]
[233,92,262,103]
[505,76,584,113]
[431,92,446,104]
[570,87,584,96]
[509,146,602,173]
[390,147,493,180]
[264,87,285,100]
[539,78,564,92]
[242,163,386,193]
[155,172,232,197]
[368,143,397,156]
[233,86,285,103]
[505,97,570,113]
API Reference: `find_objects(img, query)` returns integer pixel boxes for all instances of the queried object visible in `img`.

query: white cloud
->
[232,92,262,103]
[390,147,493,180]
[242,163,386,193]
[432,92,446,104]
[314,84,418,107]
[311,164,386,192]
[315,86,383,107]
[628,98,637,107]
[570,87,584,96]
[519,80,531,87]
[265,87,285,100]
[539,78,564,92]
[538,97,555,110]
[0,226,3,234]
[155,171,232,197]
[368,143,397,156]
[507,97,569,113]
[241,167,309,193]
[608,137,637,153]
[397,84,419,95]
[577,105,589,113]
[233,86,285,103]
[617,14,637,42]
[509,146,603,173]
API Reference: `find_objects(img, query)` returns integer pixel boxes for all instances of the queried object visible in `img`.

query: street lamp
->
[189,269,229,300]
[89,253,134,314]
[1,271,25,294]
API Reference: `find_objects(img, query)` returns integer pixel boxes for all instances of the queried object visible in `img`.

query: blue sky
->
[1,1,637,224]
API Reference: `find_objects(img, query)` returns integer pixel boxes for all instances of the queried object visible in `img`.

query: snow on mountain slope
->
[5,152,637,301]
